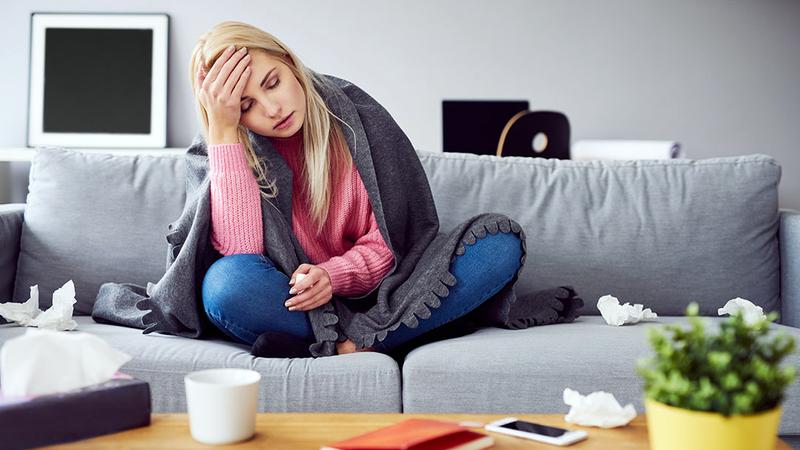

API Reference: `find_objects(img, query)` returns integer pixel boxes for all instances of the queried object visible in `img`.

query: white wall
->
[2,0,799,208]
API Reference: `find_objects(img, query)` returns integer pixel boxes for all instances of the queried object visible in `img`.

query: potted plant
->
[636,302,797,450]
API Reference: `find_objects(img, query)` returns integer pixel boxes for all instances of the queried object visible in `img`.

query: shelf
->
[0,147,185,162]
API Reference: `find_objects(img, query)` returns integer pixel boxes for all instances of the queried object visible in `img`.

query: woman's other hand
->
[196,44,252,138]
[285,264,333,312]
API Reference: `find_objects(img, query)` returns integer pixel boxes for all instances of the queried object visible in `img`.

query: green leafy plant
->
[636,302,797,416]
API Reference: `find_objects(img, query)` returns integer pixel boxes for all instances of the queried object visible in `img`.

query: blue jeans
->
[202,253,313,345]
[202,230,523,351]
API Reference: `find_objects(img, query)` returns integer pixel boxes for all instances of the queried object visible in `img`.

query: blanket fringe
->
[308,303,341,357]
[353,214,528,351]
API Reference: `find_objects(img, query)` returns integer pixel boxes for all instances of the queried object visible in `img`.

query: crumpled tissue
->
[290,272,307,293]
[0,280,78,331]
[563,388,637,428]
[597,294,658,326]
[0,328,131,397]
[718,297,766,325]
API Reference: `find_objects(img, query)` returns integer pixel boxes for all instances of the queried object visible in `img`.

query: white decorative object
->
[571,140,682,160]
[597,294,658,326]
[563,388,637,428]
[0,280,78,331]
[718,297,767,325]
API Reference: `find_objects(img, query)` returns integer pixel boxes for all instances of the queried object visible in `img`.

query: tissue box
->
[0,371,151,449]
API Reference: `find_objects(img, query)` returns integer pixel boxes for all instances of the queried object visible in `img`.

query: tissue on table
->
[563,388,637,428]
[718,297,767,325]
[0,280,78,331]
[597,294,658,326]
[0,328,132,397]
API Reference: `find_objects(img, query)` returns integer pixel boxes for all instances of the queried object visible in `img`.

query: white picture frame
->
[27,12,169,148]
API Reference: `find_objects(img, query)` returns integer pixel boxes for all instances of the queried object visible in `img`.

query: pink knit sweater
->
[207,131,394,297]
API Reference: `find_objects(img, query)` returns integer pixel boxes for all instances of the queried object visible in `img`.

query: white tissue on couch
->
[0,328,132,397]
[0,280,78,331]
[597,294,658,326]
[563,388,637,428]
[718,297,766,325]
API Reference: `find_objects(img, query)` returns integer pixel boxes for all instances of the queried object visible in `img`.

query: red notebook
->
[320,418,494,450]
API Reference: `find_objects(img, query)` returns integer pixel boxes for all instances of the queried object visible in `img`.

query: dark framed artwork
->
[442,100,529,155]
[27,12,169,148]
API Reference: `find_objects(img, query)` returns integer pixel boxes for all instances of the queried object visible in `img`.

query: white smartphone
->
[484,417,587,446]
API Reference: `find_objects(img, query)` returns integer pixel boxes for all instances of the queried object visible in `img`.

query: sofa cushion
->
[401,316,800,434]
[13,148,185,314]
[0,204,25,320]
[417,152,781,316]
[0,317,402,412]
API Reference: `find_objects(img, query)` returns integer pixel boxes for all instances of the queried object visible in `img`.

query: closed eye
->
[242,78,281,113]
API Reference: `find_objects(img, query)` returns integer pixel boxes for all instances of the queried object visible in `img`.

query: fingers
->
[203,44,236,85]
[226,53,251,98]
[286,275,331,308]
[287,274,318,304]
[290,264,311,284]
[286,265,333,311]
[291,274,314,294]
[289,273,306,293]
[199,45,248,98]
[212,46,248,95]
[232,63,251,98]
[289,290,331,312]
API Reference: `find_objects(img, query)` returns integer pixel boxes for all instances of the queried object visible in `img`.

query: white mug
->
[184,368,261,445]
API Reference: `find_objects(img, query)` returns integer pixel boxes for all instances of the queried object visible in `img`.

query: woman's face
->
[238,50,306,138]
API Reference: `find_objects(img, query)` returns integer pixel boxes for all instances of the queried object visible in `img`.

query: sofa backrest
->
[14,148,186,314]
[14,148,781,318]
[416,151,781,316]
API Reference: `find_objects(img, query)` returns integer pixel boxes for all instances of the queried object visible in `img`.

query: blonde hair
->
[189,21,355,237]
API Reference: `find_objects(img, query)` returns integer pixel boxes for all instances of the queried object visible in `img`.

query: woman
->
[191,21,525,356]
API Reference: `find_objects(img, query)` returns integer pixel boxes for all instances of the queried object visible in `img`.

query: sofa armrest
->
[780,208,800,328]
[0,204,25,304]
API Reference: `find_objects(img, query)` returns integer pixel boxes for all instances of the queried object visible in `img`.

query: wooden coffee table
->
[39,412,792,449]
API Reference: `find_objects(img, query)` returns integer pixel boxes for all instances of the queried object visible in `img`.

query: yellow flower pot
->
[645,398,782,450]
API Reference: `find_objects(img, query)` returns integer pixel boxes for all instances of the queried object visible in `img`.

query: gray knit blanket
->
[91,72,582,357]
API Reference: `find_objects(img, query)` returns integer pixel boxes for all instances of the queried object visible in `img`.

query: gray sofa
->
[1,148,799,444]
